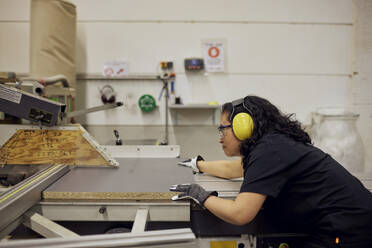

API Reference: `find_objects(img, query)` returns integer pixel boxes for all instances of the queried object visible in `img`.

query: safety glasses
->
[218,124,232,137]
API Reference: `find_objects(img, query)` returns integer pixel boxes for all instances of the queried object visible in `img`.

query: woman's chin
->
[223,149,233,157]
[223,149,240,157]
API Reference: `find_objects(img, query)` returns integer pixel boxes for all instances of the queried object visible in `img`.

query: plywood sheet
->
[43,191,176,201]
[0,129,111,167]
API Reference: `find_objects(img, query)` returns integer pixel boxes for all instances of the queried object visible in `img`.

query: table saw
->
[1,125,372,248]
[0,123,320,248]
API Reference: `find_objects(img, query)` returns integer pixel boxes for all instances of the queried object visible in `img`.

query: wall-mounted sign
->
[202,40,225,72]
[103,59,129,77]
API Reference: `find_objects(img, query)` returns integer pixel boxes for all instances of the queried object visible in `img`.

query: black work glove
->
[177,155,204,174]
[170,183,218,207]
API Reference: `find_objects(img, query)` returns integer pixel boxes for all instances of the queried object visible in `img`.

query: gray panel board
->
[45,158,192,193]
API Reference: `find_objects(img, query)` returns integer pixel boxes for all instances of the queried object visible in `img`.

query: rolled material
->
[30,0,77,88]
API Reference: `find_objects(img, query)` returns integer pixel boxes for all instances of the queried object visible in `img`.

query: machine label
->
[0,84,22,104]
[210,241,236,248]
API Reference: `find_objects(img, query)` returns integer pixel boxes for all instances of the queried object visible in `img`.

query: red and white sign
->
[103,59,129,77]
[203,41,225,72]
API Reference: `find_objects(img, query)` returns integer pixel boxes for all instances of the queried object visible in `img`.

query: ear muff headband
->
[230,98,254,140]
[100,85,116,104]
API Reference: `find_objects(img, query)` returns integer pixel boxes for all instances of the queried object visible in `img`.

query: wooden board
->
[0,129,111,167]
[43,191,177,201]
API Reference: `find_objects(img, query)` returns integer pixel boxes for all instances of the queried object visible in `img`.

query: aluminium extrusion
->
[0,164,70,238]
[23,210,80,238]
[131,207,149,233]
[79,125,119,167]
[0,228,196,248]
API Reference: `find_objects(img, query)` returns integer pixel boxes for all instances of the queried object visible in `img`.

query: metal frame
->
[0,164,70,238]
[23,210,79,238]
[78,125,119,167]
[0,228,196,248]
[131,208,149,233]
[33,201,190,222]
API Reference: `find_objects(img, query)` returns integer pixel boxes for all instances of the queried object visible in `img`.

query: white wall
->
[0,0,371,164]
[0,0,352,123]
[352,0,372,171]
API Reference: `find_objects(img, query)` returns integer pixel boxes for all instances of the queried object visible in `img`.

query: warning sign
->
[203,41,225,72]
[103,59,129,77]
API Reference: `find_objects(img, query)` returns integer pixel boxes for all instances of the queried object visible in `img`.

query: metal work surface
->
[43,158,193,200]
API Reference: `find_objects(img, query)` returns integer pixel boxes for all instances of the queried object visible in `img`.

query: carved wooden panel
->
[0,129,111,167]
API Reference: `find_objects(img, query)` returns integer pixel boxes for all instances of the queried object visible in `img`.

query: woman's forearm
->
[204,192,266,226]
[198,159,243,179]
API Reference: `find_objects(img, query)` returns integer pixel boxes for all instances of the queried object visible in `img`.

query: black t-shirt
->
[240,133,372,247]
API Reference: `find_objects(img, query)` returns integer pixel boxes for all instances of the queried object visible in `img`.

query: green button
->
[138,94,156,112]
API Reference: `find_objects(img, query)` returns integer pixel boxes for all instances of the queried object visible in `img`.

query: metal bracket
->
[23,210,79,238]
[78,125,119,167]
[131,208,149,233]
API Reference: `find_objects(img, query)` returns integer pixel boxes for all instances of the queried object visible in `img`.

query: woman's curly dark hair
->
[222,95,311,164]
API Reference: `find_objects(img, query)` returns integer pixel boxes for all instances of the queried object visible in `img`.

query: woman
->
[171,95,372,248]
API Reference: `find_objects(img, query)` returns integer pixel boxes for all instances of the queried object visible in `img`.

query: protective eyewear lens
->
[218,124,232,136]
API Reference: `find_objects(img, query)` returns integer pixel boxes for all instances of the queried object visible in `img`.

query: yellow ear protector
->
[230,98,254,140]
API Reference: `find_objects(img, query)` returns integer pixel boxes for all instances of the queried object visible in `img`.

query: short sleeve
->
[240,136,293,198]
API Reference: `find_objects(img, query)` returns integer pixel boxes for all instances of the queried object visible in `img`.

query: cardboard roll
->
[138,94,156,112]
[30,0,77,88]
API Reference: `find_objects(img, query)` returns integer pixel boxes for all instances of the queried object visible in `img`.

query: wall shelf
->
[169,104,220,109]
[169,104,220,125]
